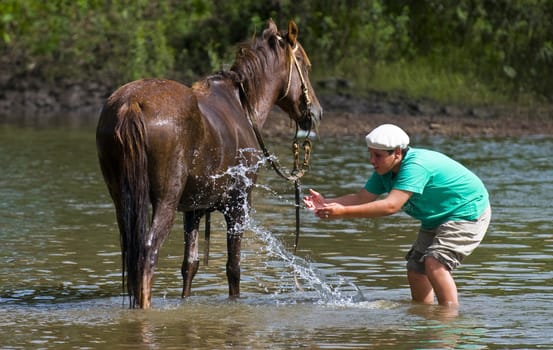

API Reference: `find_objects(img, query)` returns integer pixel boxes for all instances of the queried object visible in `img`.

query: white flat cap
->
[365,124,410,150]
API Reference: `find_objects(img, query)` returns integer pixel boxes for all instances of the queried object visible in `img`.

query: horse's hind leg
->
[181,210,202,298]
[140,201,178,308]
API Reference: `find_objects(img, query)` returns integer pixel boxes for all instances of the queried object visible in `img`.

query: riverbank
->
[1,78,551,137]
[268,91,553,138]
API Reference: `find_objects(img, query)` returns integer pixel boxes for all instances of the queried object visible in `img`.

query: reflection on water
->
[1,121,552,349]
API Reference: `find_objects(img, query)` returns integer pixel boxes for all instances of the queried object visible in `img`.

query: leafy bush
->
[0,0,551,103]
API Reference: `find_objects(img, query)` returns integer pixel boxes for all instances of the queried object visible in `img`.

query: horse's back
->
[98,78,205,149]
[97,79,199,201]
[101,79,193,120]
[96,77,248,211]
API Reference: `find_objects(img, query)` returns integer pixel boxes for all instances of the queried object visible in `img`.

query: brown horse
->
[96,19,322,308]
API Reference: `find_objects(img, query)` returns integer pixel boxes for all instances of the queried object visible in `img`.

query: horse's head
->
[269,20,323,133]
[233,20,322,133]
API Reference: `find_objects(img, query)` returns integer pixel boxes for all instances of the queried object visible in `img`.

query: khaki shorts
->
[406,205,491,274]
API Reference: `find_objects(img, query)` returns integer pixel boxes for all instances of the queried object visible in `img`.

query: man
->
[304,124,491,307]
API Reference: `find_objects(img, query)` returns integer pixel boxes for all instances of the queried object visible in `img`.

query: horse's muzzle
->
[299,105,322,133]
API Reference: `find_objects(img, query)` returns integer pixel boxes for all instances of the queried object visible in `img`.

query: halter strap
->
[279,45,296,101]
[279,44,311,108]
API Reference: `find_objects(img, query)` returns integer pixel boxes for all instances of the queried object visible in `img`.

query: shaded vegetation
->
[1,0,552,105]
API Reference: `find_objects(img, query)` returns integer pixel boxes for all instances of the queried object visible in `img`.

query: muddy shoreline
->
[1,79,551,137]
[268,92,553,138]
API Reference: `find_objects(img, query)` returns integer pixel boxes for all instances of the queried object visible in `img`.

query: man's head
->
[365,124,410,175]
[365,124,410,151]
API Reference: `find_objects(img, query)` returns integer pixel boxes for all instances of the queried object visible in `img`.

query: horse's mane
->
[199,28,311,118]
[230,32,310,117]
[193,36,282,116]
[231,37,282,112]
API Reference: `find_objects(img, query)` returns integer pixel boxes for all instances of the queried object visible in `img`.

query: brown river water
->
[1,116,552,349]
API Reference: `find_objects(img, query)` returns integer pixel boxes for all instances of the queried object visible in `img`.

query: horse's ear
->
[263,19,278,40]
[287,20,299,46]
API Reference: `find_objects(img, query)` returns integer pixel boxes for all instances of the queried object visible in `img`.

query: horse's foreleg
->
[181,211,201,298]
[223,181,254,298]
[223,206,245,298]
[226,229,243,298]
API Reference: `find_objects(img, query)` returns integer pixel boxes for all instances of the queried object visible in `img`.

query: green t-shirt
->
[364,148,489,229]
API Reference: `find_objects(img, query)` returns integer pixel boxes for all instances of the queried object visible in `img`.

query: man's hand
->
[303,188,326,210]
[303,189,344,219]
[314,202,344,219]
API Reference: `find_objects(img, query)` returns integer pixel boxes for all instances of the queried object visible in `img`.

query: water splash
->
[250,220,366,306]
[210,149,366,305]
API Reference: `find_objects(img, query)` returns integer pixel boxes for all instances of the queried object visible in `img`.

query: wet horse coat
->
[96,20,322,308]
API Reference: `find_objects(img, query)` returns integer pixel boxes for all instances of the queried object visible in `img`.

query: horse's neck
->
[250,102,271,127]
[245,74,282,128]
[205,68,282,128]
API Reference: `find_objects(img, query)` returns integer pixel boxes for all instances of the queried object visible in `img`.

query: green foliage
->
[0,0,551,103]
[361,59,505,105]
[383,0,553,101]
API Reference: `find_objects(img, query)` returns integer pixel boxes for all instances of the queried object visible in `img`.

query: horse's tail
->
[114,101,150,308]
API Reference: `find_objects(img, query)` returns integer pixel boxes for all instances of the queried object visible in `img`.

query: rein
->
[241,43,314,254]
[250,120,312,254]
